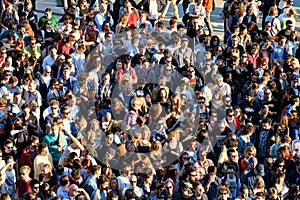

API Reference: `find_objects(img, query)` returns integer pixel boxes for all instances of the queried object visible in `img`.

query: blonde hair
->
[42,164,53,177]
[169,130,180,141]
[253,177,265,189]
[20,165,31,173]
[131,97,142,108]
[268,6,278,16]
[140,126,151,140]
[119,75,132,90]
[244,146,257,157]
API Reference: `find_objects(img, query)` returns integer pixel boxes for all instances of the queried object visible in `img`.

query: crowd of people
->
[0,0,298,199]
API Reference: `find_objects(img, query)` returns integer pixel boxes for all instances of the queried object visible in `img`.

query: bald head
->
[44,66,51,76]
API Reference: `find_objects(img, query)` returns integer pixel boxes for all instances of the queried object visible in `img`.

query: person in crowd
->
[0,0,299,199]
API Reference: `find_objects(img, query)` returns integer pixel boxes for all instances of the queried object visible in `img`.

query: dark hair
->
[38,143,48,153]
[60,175,69,186]
[207,166,217,174]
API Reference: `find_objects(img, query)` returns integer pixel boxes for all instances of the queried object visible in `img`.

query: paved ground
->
[36,0,300,41]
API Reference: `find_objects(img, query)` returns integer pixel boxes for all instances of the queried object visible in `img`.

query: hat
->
[291,76,298,81]
[247,91,254,97]
[256,164,265,176]
[182,37,189,42]
[129,175,137,181]
[107,148,115,156]
[63,65,70,70]
[117,121,131,131]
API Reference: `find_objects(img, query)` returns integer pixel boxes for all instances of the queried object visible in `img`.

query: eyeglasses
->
[5,73,12,76]
[1,52,6,54]
[199,101,205,104]
[279,164,284,167]
[130,181,137,183]
[228,114,234,117]
[220,193,227,195]
[88,25,94,27]
[6,146,13,149]
[51,107,58,110]
[33,186,39,189]
[30,42,36,45]
[227,172,234,174]
[165,60,172,63]
[190,174,197,177]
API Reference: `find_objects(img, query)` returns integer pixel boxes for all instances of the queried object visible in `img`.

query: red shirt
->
[59,44,75,55]
[127,11,139,28]
[18,178,32,198]
[190,77,197,89]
